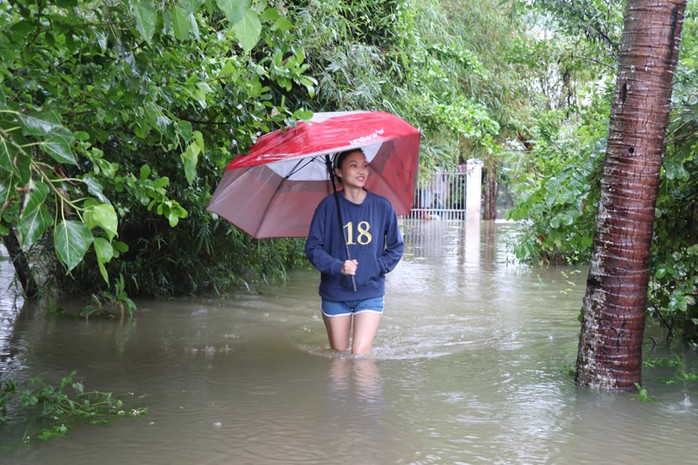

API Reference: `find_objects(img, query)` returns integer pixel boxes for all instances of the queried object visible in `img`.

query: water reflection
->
[1,221,697,465]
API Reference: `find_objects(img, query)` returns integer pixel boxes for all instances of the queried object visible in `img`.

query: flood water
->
[1,220,697,465]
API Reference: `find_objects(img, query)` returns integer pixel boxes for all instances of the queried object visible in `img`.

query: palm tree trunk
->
[575,0,687,390]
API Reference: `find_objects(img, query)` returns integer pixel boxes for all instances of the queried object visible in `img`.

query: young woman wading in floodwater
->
[305,149,404,355]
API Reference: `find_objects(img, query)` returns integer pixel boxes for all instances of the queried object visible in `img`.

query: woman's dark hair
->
[334,148,365,170]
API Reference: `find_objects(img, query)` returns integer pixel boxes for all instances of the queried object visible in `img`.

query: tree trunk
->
[483,166,497,221]
[575,0,687,390]
[2,227,38,298]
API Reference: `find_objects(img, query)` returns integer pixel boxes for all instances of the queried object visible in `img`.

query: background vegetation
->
[1,0,698,341]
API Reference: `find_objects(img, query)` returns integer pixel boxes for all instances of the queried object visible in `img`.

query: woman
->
[305,149,404,355]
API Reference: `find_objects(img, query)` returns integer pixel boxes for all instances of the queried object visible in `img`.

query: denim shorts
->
[321,296,385,318]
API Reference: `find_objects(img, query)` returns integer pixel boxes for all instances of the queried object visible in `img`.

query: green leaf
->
[14,150,31,184]
[231,10,261,53]
[260,8,280,22]
[84,203,118,240]
[171,5,192,41]
[112,240,129,256]
[216,0,250,24]
[20,180,49,218]
[19,111,63,137]
[181,141,199,186]
[82,176,109,203]
[54,220,93,273]
[130,0,158,44]
[18,205,51,248]
[94,237,114,284]
[140,164,151,180]
[0,131,17,173]
[18,111,77,165]
[41,128,77,165]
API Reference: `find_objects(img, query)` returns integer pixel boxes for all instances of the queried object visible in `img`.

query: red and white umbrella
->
[207,111,421,238]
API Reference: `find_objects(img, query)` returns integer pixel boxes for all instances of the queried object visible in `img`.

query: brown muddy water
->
[1,220,697,465]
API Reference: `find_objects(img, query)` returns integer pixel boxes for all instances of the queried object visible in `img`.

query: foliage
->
[0,371,147,442]
[646,0,698,343]
[530,0,624,58]
[502,0,622,258]
[0,0,314,298]
[2,0,527,301]
[292,0,506,171]
[648,243,698,343]
[506,102,608,264]
[509,0,698,343]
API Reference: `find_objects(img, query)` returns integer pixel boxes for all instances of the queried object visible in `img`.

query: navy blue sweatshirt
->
[305,191,404,301]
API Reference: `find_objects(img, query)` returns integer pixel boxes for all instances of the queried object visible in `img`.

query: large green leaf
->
[54,220,93,273]
[232,10,261,53]
[42,128,77,165]
[131,0,158,44]
[19,111,63,137]
[84,202,118,241]
[20,180,49,218]
[171,4,192,41]
[18,205,51,248]
[18,111,77,165]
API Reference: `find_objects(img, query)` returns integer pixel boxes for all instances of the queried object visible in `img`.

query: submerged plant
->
[631,384,657,402]
[80,274,137,320]
[645,354,698,385]
[0,371,147,442]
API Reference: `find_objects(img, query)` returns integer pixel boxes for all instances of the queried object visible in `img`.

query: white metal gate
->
[409,169,468,220]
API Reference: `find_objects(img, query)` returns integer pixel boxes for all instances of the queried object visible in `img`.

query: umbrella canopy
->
[207,111,421,238]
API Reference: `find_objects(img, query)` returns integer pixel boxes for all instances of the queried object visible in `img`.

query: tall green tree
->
[575,0,688,390]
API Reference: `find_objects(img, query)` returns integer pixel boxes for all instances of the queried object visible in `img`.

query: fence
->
[409,168,468,220]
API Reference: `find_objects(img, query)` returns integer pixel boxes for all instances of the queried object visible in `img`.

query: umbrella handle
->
[326,155,357,293]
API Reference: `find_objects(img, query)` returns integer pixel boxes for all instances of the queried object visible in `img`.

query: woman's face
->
[336,151,369,188]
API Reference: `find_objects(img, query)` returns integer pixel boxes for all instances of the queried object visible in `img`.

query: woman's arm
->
[377,207,404,274]
[305,202,344,275]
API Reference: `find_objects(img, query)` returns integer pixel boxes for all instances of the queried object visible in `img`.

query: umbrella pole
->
[326,155,357,293]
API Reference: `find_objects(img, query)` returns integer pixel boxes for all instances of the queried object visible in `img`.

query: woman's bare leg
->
[322,314,352,352]
[351,312,382,355]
